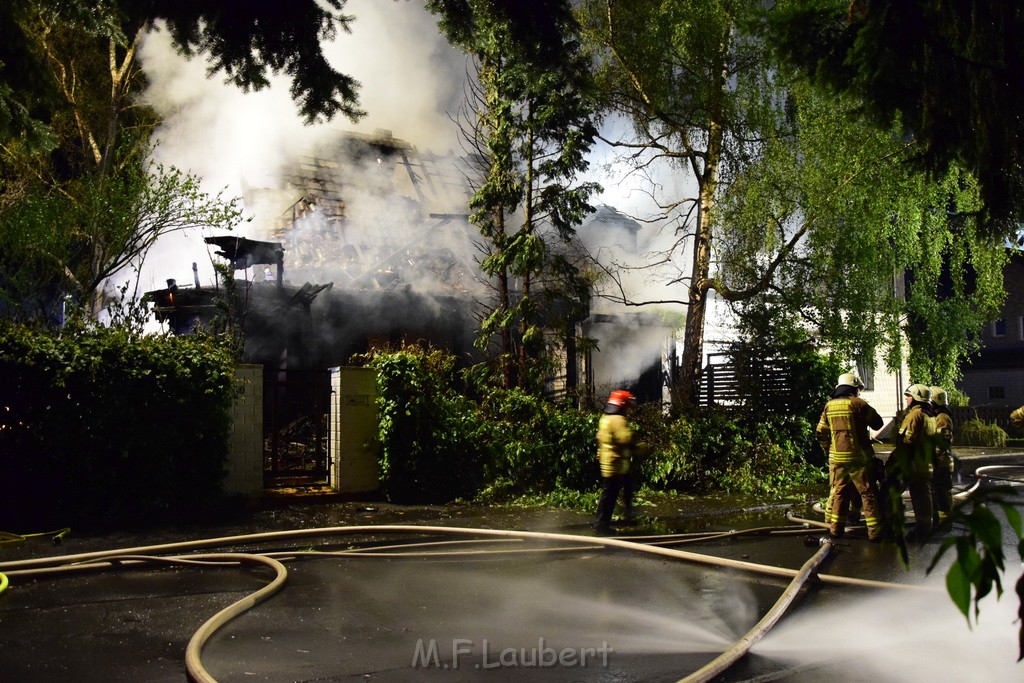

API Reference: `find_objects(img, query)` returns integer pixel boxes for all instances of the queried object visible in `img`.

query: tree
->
[430,0,600,391]
[764,1,1024,657]
[0,1,243,321]
[581,0,1005,410]
[763,0,1024,237]
[1,0,364,140]
[0,162,242,320]
[715,79,1006,389]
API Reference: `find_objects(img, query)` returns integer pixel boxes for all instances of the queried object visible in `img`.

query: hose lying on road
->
[679,538,834,683]
[0,522,933,683]
[953,465,1024,500]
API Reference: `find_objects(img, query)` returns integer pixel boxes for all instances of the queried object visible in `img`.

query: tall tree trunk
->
[518,103,535,389]
[675,166,717,407]
[675,37,728,409]
[495,207,514,389]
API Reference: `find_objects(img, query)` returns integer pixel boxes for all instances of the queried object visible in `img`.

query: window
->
[993,319,1007,337]
[989,386,1006,400]
[855,358,875,391]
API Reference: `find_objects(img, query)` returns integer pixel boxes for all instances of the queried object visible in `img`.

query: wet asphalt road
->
[1,451,1022,682]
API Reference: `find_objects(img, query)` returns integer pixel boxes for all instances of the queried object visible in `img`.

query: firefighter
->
[816,371,884,540]
[1011,405,1024,431]
[929,386,956,524]
[889,384,936,540]
[595,389,639,535]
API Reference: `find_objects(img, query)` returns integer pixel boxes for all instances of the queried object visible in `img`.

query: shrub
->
[634,407,823,496]
[0,321,236,529]
[359,345,826,505]
[360,344,598,503]
[956,418,1008,447]
[362,345,485,503]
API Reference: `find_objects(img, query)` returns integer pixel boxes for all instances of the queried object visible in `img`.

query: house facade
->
[955,249,1024,433]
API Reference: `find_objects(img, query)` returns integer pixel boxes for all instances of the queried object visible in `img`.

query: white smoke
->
[133,0,469,295]
[129,0,725,385]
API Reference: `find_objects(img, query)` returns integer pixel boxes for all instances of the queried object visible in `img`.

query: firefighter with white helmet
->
[929,386,955,523]
[889,383,936,539]
[594,389,640,535]
[816,371,884,540]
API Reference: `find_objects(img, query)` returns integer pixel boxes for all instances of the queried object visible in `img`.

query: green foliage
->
[945,387,970,408]
[435,0,599,391]
[361,346,821,505]
[505,487,601,513]
[358,344,600,503]
[719,76,1005,385]
[0,320,236,529]
[957,419,1009,448]
[475,386,600,494]
[153,1,365,124]
[0,160,244,322]
[634,406,824,497]
[765,0,1024,234]
[726,298,843,439]
[358,344,484,503]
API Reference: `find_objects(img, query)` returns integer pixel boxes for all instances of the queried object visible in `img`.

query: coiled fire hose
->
[0,522,934,682]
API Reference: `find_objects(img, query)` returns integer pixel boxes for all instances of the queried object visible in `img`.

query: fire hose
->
[679,537,834,683]
[953,465,1024,499]
[0,522,933,682]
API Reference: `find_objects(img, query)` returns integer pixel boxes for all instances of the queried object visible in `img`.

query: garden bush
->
[360,345,824,505]
[956,418,1008,447]
[0,321,236,529]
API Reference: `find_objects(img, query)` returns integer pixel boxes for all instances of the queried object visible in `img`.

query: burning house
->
[147,130,484,370]
[145,129,678,489]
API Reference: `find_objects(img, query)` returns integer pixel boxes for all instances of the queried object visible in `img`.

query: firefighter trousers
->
[826,460,881,540]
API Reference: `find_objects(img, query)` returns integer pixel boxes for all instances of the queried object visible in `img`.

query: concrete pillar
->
[330,367,380,494]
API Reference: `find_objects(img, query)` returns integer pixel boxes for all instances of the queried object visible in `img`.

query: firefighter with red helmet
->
[816,372,884,540]
[594,389,639,535]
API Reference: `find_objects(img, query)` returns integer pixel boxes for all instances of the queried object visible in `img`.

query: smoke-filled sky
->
[133,0,727,385]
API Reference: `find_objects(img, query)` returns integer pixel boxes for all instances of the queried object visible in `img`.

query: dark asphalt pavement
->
[1,451,1022,682]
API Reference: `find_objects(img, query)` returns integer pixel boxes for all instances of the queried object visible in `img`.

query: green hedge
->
[362,347,600,503]
[360,345,823,505]
[0,322,236,530]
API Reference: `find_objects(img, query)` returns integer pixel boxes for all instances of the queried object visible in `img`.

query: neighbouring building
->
[956,248,1024,434]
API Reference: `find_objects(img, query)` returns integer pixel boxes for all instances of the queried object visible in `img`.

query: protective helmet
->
[606,390,636,407]
[904,384,931,403]
[929,386,948,406]
[837,371,865,389]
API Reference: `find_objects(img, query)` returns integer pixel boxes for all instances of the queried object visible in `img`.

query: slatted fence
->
[697,353,800,411]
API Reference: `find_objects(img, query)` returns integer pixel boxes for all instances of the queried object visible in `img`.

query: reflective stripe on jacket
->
[816,396,882,463]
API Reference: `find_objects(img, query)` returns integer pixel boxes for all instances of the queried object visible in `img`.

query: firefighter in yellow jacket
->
[595,389,639,535]
[929,386,955,523]
[1011,405,1024,431]
[816,372,884,540]
[890,384,936,539]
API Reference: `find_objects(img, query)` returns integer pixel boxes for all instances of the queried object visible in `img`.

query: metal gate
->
[263,368,331,488]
